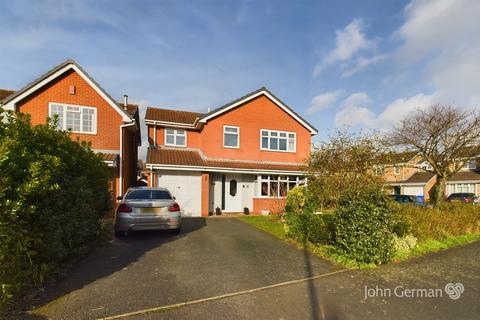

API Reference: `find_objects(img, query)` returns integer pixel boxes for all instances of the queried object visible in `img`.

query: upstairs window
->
[261,129,295,152]
[49,103,96,134]
[165,128,186,147]
[419,161,433,171]
[373,165,385,176]
[223,126,239,148]
[393,166,400,175]
[462,160,476,170]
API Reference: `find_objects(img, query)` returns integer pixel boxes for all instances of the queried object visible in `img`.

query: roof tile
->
[147,148,304,172]
[0,89,15,101]
[145,107,203,125]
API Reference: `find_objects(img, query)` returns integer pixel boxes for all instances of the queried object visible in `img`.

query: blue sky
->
[1,0,479,155]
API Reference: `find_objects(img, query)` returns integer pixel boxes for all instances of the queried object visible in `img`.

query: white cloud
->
[334,92,437,129]
[326,19,375,64]
[341,54,385,78]
[314,18,377,77]
[306,90,342,115]
[335,92,375,126]
[395,0,480,107]
[377,93,436,127]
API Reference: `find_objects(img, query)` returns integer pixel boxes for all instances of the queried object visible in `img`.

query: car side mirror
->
[116,196,123,201]
[173,196,176,200]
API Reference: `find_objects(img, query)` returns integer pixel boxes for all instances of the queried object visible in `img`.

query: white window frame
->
[223,125,240,149]
[462,160,476,170]
[164,128,187,147]
[373,165,385,176]
[260,129,296,153]
[393,166,400,175]
[258,175,306,198]
[48,102,97,134]
[419,161,433,171]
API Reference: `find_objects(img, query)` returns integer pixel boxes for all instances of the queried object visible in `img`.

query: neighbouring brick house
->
[145,87,318,216]
[378,152,480,201]
[0,59,141,202]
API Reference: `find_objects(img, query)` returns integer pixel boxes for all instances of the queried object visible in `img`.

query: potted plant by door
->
[215,207,222,216]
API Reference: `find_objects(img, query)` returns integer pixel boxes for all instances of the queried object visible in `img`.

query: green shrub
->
[392,220,411,237]
[392,234,418,255]
[0,110,112,309]
[283,186,334,244]
[393,203,480,241]
[333,179,395,264]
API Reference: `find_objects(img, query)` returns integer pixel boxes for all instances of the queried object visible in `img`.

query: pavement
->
[14,217,480,320]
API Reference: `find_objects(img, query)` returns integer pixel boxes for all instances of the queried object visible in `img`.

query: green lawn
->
[238,215,374,268]
[238,215,480,268]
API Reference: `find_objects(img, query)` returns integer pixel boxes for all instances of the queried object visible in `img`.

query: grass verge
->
[238,215,375,269]
[239,215,480,269]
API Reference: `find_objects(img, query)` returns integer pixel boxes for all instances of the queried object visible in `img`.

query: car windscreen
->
[125,190,172,200]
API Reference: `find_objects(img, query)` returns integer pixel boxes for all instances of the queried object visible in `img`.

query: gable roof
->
[145,107,204,125]
[2,59,133,122]
[200,87,318,135]
[0,89,15,101]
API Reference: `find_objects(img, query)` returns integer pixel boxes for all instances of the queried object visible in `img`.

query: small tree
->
[308,130,390,209]
[389,105,480,206]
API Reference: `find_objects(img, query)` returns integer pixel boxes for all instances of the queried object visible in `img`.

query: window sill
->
[164,144,187,148]
[69,130,97,135]
[260,148,296,154]
[254,196,287,199]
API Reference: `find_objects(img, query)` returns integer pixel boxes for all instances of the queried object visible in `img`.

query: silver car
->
[114,187,181,237]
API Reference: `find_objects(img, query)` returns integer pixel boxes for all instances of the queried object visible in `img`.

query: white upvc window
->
[462,160,476,170]
[223,125,239,148]
[420,161,433,171]
[393,166,400,175]
[259,175,306,198]
[260,129,296,152]
[373,165,385,176]
[448,183,475,195]
[49,103,97,134]
[165,128,186,147]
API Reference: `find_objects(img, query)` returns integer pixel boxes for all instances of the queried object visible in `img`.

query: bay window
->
[259,175,305,198]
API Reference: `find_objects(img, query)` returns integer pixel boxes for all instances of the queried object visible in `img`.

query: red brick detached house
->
[1,59,141,201]
[145,87,318,216]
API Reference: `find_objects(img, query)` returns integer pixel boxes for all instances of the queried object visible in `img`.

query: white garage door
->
[403,186,423,196]
[156,170,201,217]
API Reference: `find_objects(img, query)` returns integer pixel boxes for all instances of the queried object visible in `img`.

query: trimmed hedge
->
[0,110,111,309]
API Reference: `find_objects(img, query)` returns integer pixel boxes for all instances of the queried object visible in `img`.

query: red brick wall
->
[148,95,311,163]
[201,172,210,216]
[17,69,123,151]
[252,198,286,215]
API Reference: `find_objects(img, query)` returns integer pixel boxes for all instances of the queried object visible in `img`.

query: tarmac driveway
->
[22,218,480,320]
[25,218,339,319]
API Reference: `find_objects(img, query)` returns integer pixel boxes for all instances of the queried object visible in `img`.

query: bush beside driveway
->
[0,110,111,311]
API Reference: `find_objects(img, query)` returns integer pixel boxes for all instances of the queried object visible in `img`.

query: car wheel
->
[170,226,181,234]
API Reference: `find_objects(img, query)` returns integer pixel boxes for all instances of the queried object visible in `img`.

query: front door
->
[224,174,242,212]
